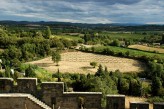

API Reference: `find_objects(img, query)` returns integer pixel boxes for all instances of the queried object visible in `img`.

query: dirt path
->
[27,51,146,74]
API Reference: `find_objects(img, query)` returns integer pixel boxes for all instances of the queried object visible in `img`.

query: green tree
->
[45,26,51,39]
[151,76,162,96]
[5,66,11,77]
[161,34,164,44]
[52,51,61,66]
[111,39,120,46]
[25,66,36,77]
[61,38,72,48]
[129,79,142,96]
[4,46,22,60]
[95,64,103,76]
[84,34,88,44]
[117,78,129,94]
[0,29,8,37]
[57,69,61,82]
[90,62,97,68]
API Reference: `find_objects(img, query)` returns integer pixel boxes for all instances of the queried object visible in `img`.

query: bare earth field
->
[27,51,146,74]
[128,44,164,53]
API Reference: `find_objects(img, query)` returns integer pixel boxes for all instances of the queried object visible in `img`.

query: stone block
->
[106,95,125,109]
[130,102,149,109]
[153,102,164,109]
[17,78,37,95]
[0,78,13,93]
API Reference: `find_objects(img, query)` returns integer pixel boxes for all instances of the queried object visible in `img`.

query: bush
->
[147,96,164,103]
[90,62,97,68]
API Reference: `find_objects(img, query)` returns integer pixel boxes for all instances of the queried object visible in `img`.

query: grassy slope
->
[94,45,164,60]
[128,45,164,54]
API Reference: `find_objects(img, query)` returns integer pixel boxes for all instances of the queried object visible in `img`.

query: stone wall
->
[41,82,64,106]
[153,103,164,109]
[0,94,51,109]
[0,78,13,93]
[106,95,125,109]
[41,82,102,109]
[0,77,164,109]
[61,92,102,109]
[17,78,37,95]
[130,102,149,109]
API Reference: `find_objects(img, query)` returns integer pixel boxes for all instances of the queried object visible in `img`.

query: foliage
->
[147,96,164,103]
[25,65,36,77]
[52,51,61,66]
[95,64,104,76]
[90,62,97,68]
[151,76,162,96]
[45,26,51,39]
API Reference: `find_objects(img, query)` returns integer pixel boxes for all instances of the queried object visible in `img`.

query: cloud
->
[0,0,163,24]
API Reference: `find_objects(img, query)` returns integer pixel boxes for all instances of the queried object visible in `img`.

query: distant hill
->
[0,20,164,31]
[0,20,145,26]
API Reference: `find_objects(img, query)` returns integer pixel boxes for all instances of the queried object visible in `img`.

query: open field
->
[27,51,146,74]
[93,46,164,60]
[99,32,146,41]
[125,96,153,109]
[128,44,164,53]
[51,35,82,41]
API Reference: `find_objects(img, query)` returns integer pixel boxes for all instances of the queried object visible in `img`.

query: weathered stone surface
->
[41,82,64,106]
[0,78,13,93]
[0,78,157,109]
[153,102,164,109]
[106,95,125,109]
[16,78,37,95]
[0,94,51,109]
[130,102,149,109]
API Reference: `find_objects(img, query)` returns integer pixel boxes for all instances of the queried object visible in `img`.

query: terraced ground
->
[128,44,164,53]
[28,51,146,74]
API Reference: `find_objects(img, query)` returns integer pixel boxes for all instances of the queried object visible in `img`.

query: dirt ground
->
[27,51,146,74]
[128,44,164,53]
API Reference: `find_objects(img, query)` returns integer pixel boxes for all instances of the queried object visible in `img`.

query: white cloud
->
[0,0,163,24]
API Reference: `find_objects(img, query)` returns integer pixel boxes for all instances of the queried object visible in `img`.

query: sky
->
[0,0,164,24]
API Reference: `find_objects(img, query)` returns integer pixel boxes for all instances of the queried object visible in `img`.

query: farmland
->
[128,44,164,53]
[27,51,146,74]
[0,21,164,104]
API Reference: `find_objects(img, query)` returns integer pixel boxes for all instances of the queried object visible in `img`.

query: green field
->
[52,35,83,41]
[99,32,147,40]
[90,45,164,61]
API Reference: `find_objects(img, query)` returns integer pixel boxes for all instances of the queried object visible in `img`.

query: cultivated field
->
[128,44,164,53]
[28,51,146,74]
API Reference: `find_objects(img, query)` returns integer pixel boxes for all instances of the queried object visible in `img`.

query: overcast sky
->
[0,0,164,24]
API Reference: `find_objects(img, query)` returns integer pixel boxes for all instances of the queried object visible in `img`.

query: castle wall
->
[130,102,149,109]
[41,82,64,106]
[153,103,164,109]
[0,94,46,109]
[0,78,13,93]
[60,92,102,109]
[106,95,125,109]
[41,82,102,109]
[1,78,164,109]
[16,78,37,95]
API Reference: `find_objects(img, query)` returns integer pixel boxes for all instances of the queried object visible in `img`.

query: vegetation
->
[52,51,61,66]
[90,62,97,68]
[0,22,164,104]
